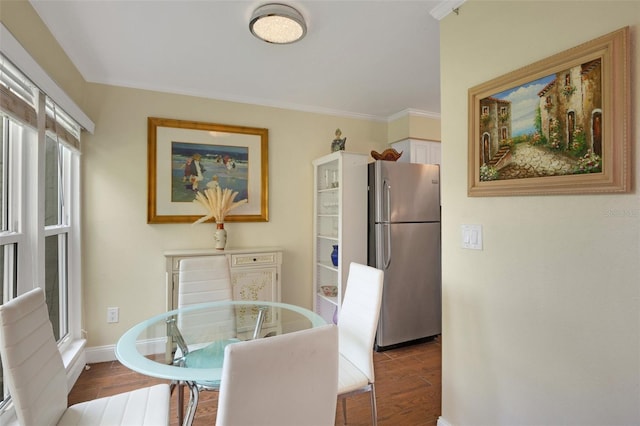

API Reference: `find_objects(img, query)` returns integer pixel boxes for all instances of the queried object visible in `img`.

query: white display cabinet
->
[392,138,441,165]
[312,151,368,324]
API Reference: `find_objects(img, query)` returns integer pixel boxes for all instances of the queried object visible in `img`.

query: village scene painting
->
[478,58,602,181]
[171,141,249,203]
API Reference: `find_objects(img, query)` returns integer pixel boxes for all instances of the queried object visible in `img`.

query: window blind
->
[0,56,37,128]
[1,23,94,134]
[1,54,81,151]
[46,97,81,151]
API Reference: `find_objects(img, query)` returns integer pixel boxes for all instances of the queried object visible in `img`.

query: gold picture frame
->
[468,27,630,196]
[147,117,269,223]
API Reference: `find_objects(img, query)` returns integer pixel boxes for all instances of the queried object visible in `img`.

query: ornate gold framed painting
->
[147,117,268,223]
[468,27,630,196]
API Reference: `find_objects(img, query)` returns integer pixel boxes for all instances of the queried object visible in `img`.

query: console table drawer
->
[231,252,278,267]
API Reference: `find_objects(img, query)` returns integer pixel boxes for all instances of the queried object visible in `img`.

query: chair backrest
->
[338,262,384,382]
[0,288,68,426]
[178,255,232,307]
[178,256,235,342]
[216,324,339,426]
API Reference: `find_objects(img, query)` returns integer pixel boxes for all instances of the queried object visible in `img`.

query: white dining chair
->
[216,324,339,426]
[178,255,233,308]
[0,287,170,426]
[337,262,384,425]
[172,255,238,424]
[176,255,237,345]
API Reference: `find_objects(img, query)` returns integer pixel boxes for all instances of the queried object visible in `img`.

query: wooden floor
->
[68,337,441,425]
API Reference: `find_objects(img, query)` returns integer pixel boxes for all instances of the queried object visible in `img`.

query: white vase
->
[214,222,227,250]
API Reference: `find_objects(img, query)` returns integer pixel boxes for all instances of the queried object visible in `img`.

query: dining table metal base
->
[182,381,199,426]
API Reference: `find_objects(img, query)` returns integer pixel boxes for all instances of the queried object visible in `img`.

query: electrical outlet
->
[107,307,119,323]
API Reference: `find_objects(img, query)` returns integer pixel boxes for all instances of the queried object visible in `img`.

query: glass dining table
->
[115,300,326,426]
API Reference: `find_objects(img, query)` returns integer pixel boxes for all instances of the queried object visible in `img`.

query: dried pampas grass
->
[193,187,247,224]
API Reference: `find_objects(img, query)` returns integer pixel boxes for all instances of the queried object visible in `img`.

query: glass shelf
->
[317,292,338,306]
[317,261,337,272]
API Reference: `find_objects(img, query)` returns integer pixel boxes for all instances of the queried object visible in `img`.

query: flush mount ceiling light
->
[249,3,307,44]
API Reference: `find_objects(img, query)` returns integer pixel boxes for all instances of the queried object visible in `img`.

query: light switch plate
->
[461,224,483,250]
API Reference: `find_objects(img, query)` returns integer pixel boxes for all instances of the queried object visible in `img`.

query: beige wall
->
[408,114,441,142]
[388,111,441,143]
[81,84,387,345]
[387,113,411,143]
[440,1,639,424]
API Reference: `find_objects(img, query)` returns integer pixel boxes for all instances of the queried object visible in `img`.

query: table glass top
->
[115,300,326,382]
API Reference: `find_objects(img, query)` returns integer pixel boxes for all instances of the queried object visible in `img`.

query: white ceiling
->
[30,0,452,121]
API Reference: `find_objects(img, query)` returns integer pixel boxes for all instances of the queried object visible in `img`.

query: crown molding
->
[429,0,466,21]
[387,108,441,122]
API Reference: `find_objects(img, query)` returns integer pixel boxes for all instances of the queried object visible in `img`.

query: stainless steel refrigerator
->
[368,161,441,351]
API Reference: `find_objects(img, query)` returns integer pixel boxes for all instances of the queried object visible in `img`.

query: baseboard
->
[437,416,453,426]
[85,337,167,364]
[85,344,118,364]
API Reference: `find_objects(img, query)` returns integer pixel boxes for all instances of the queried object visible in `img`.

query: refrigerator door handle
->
[383,223,392,269]
[382,178,391,223]
[376,224,392,270]
[380,177,392,269]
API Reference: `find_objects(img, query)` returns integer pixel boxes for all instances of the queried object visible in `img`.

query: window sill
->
[62,338,87,391]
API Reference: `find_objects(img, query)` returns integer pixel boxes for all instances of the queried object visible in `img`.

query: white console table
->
[164,247,282,338]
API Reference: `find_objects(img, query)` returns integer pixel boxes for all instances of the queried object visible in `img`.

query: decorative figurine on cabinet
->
[331,128,346,152]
